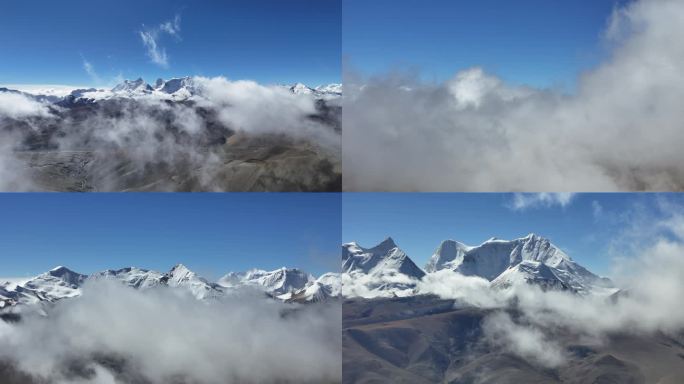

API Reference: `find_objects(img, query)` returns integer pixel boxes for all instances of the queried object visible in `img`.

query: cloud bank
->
[343,0,684,191]
[0,92,50,119]
[0,281,341,384]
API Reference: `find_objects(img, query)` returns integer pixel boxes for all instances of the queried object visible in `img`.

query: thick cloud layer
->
[0,93,51,119]
[0,281,341,384]
[343,0,684,191]
[0,77,340,191]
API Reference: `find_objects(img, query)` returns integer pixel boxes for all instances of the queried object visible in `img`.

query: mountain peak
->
[111,78,152,93]
[439,239,468,248]
[378,236,397,248]
[425,239,470,272]
[47,265,80,278]
[170,263,191,274]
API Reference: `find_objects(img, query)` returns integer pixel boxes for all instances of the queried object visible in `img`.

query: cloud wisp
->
[139,14,182,68]
[81,58,101,85]
[509,193,576,211]
[343,0,684,191]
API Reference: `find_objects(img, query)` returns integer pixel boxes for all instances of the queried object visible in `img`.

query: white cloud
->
[0,92,50,119]
[1,84,83,98]
[592,200,604,220]
[159,14,181,36]
[139,14,181,68]
[509,193,576,211]
[344,0,684,191]
[483,311,566,368]
[0,280,341,383]
[416,269,502,307]
[140,30,169,68]
[82,58,101,84]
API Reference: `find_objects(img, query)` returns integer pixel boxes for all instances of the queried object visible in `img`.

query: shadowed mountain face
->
[343,296,684,384]
[0,79,341,192]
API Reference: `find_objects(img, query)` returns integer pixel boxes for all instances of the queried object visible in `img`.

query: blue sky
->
[0,193,341,279]
[343,193,683,276]
[0,0,340,87]
[344,0,625,89]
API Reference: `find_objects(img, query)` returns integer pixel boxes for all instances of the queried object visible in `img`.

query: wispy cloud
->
[160,14,182,36]
[81,57,101,84]
[592,200,604,220]
[509,193,576,211]
[140,14,182,68]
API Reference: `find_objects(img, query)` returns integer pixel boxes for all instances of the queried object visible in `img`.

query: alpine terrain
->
[0,78,342,191]
[341,235,684,383]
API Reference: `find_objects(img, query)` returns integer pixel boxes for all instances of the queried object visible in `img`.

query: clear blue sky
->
[344,0,625,89]
[343,193,682,276]
[0,0,340,87]
[0,193,341,279]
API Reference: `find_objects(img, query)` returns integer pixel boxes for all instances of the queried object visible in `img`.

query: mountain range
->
[0,264,340,309]
[0,76,342,192]
[342,234,613,297]
[1,77,342,105]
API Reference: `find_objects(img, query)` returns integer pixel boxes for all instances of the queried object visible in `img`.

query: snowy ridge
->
[427,233,610,293]
[0,264,339,309]
[2,77,342,106]
[218,267,315,295]
[343,234,613,298]
[343,237,425,278]
[287,83,342,100]
[342,238,426,298]
[89,267,166,290]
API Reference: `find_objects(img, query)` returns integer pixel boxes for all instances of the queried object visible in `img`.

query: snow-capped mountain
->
[111,78,154,93]
[22,266,87,301]
[0,264,337,309]
[283,273,341,303]
[3,77,341,107]
[156,76,197,96]
[165,264,226,300]
[315,83,342,95]
[288,83,342,99]
[218,267,314,295]
[343,237,425,279]
[426,233,610,293]
[342,238,425,298]
[89,267,166,290]
[343,234,612,298]
[424,239,471,273]
[0,266,86,307]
